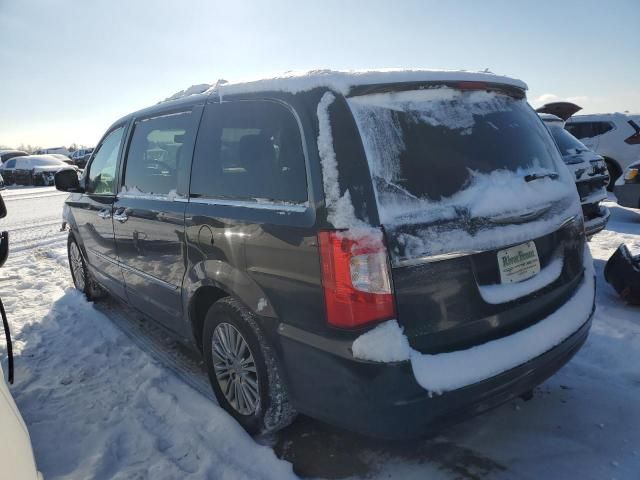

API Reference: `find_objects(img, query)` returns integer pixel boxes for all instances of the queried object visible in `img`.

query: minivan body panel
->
[184,96,329,336]
[112,196,188,332]
[66,193,126,299]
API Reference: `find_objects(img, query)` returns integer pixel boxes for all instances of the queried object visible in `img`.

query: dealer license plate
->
[497,241,541,284]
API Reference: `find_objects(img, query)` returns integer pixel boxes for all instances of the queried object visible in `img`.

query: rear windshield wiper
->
[524,171,559,182]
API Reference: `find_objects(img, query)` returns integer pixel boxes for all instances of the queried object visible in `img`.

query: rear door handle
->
[97,209,111,219]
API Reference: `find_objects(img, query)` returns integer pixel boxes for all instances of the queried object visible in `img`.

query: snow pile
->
[478,253,564,304]
[352,245,595,394]
[352,320,412,362]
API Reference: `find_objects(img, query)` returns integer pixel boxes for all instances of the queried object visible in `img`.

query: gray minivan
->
[55,70,595,438]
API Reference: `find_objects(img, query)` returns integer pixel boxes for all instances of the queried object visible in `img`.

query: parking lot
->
[0,186,637,479]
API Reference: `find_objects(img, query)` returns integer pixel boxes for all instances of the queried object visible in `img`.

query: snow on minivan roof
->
[164,69,528,103]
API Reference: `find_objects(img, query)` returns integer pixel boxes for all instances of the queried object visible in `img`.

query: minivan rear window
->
[348,88,566,223]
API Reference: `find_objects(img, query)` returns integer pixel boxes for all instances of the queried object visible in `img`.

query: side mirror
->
[55,169,84,193]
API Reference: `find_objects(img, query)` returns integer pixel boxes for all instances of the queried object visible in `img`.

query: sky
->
[1,0,639,148]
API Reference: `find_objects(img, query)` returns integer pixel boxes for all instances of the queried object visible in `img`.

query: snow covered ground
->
[0,186,639,479]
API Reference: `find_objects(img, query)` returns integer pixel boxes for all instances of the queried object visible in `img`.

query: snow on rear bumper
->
[353,245,595,394]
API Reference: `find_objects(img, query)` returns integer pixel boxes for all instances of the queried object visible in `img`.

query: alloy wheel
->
[211,322,260,415]
[69,241,86,291]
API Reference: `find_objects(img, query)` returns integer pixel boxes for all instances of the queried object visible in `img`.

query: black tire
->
[67,234,105,300]
[605,159,621,192]
[203,297,296,435]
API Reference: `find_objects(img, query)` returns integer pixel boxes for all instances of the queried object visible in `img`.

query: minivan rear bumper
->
[278,299,594,439]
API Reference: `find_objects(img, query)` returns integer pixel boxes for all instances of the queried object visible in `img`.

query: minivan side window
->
[191,101,308,203]
[87,126,125,194]
[122,111,193,196]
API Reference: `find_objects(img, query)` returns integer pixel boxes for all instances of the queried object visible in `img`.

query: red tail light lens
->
[626,120,640,144]
[624,133,640,145]
[318,230,396,328]
[456,81,489,90]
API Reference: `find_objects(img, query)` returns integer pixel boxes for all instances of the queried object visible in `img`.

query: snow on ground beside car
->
[1,247,296,480]
[0,189,639,480]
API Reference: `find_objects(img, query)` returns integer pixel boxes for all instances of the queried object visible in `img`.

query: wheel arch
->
[188,284,229,352]
[183,259,279,352]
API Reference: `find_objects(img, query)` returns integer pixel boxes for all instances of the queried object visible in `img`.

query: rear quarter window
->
[190,100,308,204]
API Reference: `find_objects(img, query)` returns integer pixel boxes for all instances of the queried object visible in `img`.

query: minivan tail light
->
[318,230,396,328]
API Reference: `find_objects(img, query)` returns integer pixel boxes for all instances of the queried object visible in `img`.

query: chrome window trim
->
[116,192,189,202]
[189,197,308,213]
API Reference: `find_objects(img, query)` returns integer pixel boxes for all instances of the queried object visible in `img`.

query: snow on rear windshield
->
[348,87,569,225]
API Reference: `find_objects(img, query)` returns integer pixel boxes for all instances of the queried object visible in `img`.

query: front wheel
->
[203,297,296,435]
[67,235,105,300]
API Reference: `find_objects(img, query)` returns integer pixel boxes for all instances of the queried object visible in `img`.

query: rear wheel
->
[67,234,105,300]
[203,297,296,435]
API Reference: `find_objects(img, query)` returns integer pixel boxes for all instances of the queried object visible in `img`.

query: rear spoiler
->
[536,102,582,121]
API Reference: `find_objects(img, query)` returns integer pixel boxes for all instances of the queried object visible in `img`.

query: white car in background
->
[565,114,640,188]
[537,102,640,189]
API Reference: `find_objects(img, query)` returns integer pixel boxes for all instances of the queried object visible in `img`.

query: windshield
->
[348,87,568,224]
[547,123,589,156]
